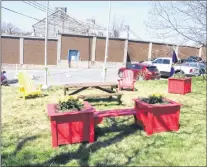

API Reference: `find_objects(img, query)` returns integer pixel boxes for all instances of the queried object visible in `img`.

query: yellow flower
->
[79,99,84,103]
[72,95,78,100]
[64,96,69,102]
[67,96,72,100]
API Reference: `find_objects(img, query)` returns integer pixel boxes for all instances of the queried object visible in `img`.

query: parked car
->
[186,56,203,62]
[183,62,206,75]
[143,57,200,77]
[118,63,161,80]
[143,57,173,77]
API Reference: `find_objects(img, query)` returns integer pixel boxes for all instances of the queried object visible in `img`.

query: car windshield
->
[127,64,136,68]
[185,63,197,67]
[146,66,158,72]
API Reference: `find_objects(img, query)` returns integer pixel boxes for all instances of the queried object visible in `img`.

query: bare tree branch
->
[1,22,32,36]
[145,1,207,46]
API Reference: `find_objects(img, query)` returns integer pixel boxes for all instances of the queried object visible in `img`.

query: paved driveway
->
[5,67,120,86]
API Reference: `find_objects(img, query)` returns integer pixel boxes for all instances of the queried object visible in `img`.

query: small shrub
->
[140,93,168,104]
[56,95,84,112]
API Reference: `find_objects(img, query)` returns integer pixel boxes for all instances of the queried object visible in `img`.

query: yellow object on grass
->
[18,72,43,99]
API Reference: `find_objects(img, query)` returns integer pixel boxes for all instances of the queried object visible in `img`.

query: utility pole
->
[102,1,111,82]
[43,1,49,89]
[123,25,129,66]
[0,0,2,166]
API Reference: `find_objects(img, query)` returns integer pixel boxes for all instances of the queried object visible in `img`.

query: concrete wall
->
[201,46,206,61]
[1,36,20,64]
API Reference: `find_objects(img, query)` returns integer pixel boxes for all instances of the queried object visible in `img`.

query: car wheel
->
[118,71,123,78]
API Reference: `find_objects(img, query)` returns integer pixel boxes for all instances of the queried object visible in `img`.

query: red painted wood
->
[118,69,136,91]
[94,108,136,125]
[168,78,192,95]
[133,98,181,135]
[47,102,95,148]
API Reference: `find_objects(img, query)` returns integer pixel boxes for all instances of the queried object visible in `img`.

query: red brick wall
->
[61,35,91,61]
[24,39,57,65]
[95,38,125,62]
[151,43,173,58]
[178,46,199,59]
[1,37,20,64]
[128,41,149,62]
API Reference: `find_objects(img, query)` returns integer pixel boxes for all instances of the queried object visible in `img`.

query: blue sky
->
[2,1,155,40]
[1,1,190,45]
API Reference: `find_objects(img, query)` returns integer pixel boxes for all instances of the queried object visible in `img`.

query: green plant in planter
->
[141,93,168,104]
[57,95,84,112]
[172,72,186,79]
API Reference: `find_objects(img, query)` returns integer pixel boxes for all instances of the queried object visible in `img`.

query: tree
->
[145,1,207,46]
[1,22,32,36]
[112,16,125,38]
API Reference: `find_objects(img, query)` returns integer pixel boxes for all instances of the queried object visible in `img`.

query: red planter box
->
[133,98,181,135]
[47,102,95,148]
[168,77,192,95]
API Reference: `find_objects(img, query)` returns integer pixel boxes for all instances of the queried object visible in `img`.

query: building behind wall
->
[32,8,117,38]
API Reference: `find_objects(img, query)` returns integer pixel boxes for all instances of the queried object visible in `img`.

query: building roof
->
[32,9,102,30]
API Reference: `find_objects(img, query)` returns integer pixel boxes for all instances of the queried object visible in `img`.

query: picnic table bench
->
[64,82,123,103]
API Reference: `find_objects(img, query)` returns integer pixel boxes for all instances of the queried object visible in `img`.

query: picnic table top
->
[64,81,118,88]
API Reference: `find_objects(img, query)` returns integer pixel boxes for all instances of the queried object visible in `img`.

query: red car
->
[118,63,161,80]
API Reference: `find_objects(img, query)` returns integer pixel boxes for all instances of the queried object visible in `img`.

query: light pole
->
[43,1,49,89]
[102,1,111,82]
[0,0,2,166]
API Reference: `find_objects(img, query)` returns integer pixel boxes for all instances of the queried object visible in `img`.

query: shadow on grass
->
[8,79,18,85]
[2,135,38,159]
[22,94,48,100]
[21,122,142,166]
[86,97,124,107]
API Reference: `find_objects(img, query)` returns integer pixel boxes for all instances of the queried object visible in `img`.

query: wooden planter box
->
[168,77,192,95]
[47,102,95,148]
[133,98,181,135]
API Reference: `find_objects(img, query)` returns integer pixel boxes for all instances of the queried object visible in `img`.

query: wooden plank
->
[69,87,89,95]
[64,82,118,88]
[94,108,136,118]
[78,93,123,99]
[94,86,115,93]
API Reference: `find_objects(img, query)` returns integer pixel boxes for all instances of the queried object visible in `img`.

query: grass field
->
[2,77,206,166]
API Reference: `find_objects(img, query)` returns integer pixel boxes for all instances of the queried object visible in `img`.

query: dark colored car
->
[118,63,161,80]
[185,56,203,62]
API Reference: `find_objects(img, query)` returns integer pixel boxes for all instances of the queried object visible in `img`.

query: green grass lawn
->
[2,77,206,166]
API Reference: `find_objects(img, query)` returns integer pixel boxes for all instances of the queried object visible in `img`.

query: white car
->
[143,57,200,77]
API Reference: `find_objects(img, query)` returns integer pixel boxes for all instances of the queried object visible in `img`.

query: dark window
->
[127,64,138,69]
[163,59,170,64]
[153,59,163,64]
[137,65,143,69]
[147,66,158,72]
